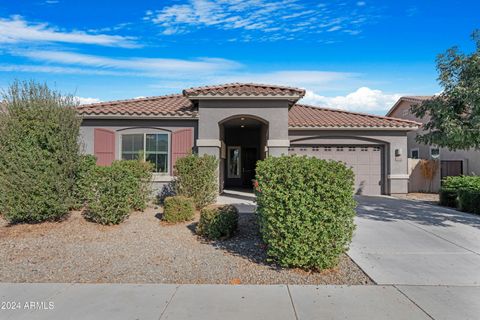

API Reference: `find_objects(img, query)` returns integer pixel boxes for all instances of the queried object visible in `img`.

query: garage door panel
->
[357,153,370,164]
[290,145,383,195]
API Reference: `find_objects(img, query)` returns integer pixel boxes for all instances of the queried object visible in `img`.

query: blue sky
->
[0,0,478,114]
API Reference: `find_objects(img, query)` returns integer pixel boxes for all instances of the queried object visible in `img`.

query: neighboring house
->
[77,83,420,196]
[386,96,480,192]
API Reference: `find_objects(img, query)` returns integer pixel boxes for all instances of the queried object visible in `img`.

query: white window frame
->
[410,148,419,159]
[227,146,241,179]
[119,130,171,175]
[430,147,440,159]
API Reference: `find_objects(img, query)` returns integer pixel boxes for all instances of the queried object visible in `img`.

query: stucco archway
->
[218,115,269,189]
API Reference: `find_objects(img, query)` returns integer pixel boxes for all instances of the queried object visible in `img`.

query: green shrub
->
[457,189,480,214]
[174,154,218,209]
[440,176,480,208]
[255,155,356,270]
[83,165,134,225]
[196,205,238,240]
[439,188,458,207]
[163,196,195,223]
[442,175,480,190]
[0,81,81,223]
[83,160,153,225]
[71,155,97,209]
[111,160,153,211]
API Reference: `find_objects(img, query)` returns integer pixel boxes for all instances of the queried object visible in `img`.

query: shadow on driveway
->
[355,196,480,229]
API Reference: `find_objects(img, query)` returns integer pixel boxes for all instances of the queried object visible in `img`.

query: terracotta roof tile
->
[77,94,196,117]
[183,82,305,98]
[400,95,434,102]
[289,104,420,128]
[76,86,420,129]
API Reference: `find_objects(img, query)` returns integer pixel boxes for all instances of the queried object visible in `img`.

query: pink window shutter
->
[171,128,193,174]
[94,128,115,166]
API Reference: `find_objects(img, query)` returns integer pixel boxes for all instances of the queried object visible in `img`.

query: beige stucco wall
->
[197,99,290,158]
[389,100,480,183]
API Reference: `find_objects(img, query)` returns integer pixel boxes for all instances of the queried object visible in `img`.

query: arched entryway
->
[219,115,269,189]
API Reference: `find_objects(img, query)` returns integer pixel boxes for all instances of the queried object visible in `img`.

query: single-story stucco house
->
[387,96,480,192]
[77,83,420,196]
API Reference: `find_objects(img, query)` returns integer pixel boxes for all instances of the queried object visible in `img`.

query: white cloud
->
[75,96,101,105]
[0,64,135,76]
[146,0,375,41]
[14,50,242,75]
[0,15,139,48]
[300,87,403,114]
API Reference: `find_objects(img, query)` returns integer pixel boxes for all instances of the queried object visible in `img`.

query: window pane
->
[122,153,142,161]
[146,134,156,153]
[228,147,241,178]
[122,135,132,152]
[133,134,144,152]
[156,134,168,152]
[146,153,157,171]
[122,134,143,153]
[146,153,168,173]
[157,154,168,173]
[146,134,168,153]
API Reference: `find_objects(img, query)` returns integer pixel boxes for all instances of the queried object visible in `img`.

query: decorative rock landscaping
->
[0,206,371,285]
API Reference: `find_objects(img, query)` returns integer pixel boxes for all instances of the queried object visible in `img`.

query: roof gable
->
[183,83,305,99]
[386,96,433,117]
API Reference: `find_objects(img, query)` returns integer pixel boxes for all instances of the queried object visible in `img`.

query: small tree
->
[0,81,82,223]
[412,30,480,150]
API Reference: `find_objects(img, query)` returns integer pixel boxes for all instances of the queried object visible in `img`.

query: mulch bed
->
[0,207,372,285]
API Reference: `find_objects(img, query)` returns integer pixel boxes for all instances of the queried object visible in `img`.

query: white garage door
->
[289,145,383,195]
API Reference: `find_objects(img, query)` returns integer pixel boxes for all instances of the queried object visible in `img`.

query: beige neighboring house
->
[386,96,480,192]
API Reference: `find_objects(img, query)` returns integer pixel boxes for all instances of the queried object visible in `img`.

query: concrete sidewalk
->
[2,283,479,320]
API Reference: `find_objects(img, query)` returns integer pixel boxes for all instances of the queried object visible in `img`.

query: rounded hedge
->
[196,205,238,240]
[163,196,195,223]
[255,155,356,270]
[440,175,480,213]
[439,188,458,207]
[174,154,218,209]
[458,189,480,214]
[83,160,152,225]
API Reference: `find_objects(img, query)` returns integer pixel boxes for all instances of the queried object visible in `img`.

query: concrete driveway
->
[349,196,480,286]
[348,196,480,320]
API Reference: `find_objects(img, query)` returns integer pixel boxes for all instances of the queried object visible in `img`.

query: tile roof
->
[76,85,420,129]
[77,94,196,117]
[399,96,434,102]
[289,104,420,129]
[183,83,305,98]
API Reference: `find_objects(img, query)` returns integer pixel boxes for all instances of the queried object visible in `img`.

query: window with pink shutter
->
[94,128,115,166]
[171,128,193,174]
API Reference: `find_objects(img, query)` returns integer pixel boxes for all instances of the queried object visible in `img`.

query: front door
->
[226,146,258,188]
[242,147,257,187]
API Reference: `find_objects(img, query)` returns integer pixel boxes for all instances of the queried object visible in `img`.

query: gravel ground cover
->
[0,206,371,285]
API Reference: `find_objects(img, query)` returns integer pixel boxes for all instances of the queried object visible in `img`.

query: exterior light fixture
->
[241,125,245,128]
[241,117,245,120]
